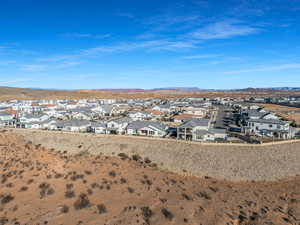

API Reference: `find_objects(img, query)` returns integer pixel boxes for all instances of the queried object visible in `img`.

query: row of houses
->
[232,103,297,140]
[13,116,169,137]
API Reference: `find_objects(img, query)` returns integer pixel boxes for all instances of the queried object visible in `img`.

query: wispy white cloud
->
[138,14,202,40]
[62,32,111,39]
[190,20,260,40]
[0,78,30,85]
[19,64,47,72]
[81,39,198,55]
[19,60,82,72]
[182,54,221,59]
[223,63,300,74]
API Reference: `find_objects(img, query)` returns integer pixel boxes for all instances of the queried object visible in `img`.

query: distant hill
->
[0,86,299,100]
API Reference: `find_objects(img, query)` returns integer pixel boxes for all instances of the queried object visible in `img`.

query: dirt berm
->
[11,129,300,181]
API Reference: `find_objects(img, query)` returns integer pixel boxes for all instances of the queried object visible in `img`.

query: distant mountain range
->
[94,87,300,92]
[0,86,299,100]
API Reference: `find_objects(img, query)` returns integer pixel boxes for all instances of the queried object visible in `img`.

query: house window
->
[269,124,273,128]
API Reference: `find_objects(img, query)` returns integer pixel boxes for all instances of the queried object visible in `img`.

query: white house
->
[94,105,115,117]
[19,113,49,123]
[152,104,172,114]
[177,118,210,141]
[244,119,295,139]
[106,117,133,134]
[90,122,107,134]
[183,106,207,117]
[128,111,152,121]
[126,121,167,137]
[0,112,14,121]
[193,128,227,141]
[61,119,91,132]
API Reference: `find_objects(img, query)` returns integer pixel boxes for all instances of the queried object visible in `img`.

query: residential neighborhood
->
[0,96,299,143]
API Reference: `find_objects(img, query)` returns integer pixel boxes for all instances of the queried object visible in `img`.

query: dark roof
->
[248,119,290,125]
[127,121,167,131]
[179,118,210,128]
[109,117,133,124]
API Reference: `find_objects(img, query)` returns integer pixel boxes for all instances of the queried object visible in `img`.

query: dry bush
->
[19,186,28,192]
[60,205,69,213]
[65,190,76,198]
[108,171,116,177]
[96,204,107,214]
[141,207,154,224]
[127,187,135,193]
[161,208,174,220]
[73,194,91,210]
[1,194,14,205]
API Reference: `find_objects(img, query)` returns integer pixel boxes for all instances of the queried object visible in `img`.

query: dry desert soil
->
[1,129,300,225]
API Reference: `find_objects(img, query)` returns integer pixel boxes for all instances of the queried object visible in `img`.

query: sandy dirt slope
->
[12,129,300,181]
[1,130,300,225]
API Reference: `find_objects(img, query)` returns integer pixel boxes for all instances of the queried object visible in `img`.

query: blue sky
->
[0,0,300,89]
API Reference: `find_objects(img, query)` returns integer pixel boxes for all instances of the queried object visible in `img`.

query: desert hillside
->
[12,129,300,181]
[0,86,299,100]
[1,130,300,225]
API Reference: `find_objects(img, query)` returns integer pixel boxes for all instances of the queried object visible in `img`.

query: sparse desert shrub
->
[161,208,174,220]
[19,186,28,192]
[91,183,98,189]
[160,198,167,203]
[84,170,92,175]
[60,205,69,213]
[120,178,127,184]
[182,193,193,201]
[144,157,152,164]
[73,194,90,210]
[54,173,63,179]
[132,154,142,161]
[5,183,13,188]
[1,194,14,204]
[196,192,211,200]
[118,153,129,160]
[128,187,135,193]
[141,207,154,224]
[1,176,7,184]
[27,179,34,184]
[108,171,116,177]
[39,182,50,189]
[0,217,9,224]
[47,188,55,195]
[65,190,76,198]
[87,189,93,195]
[96,204,107,214]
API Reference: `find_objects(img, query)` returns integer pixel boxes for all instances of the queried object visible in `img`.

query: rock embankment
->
[12,129,300,181]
